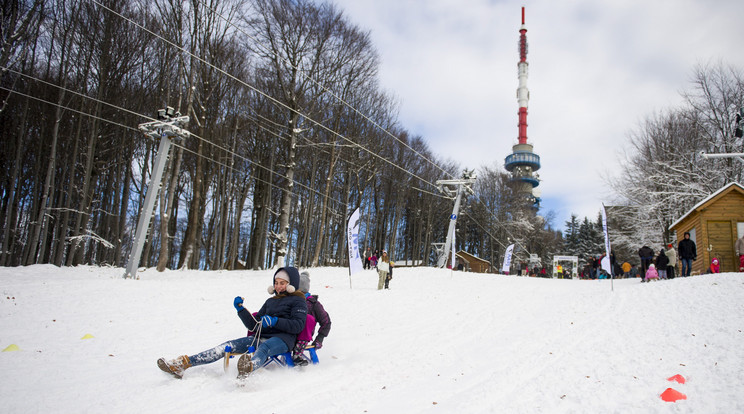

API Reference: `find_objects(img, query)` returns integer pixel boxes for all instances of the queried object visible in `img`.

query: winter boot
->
[237,353,257,378]
[157,355,191,379]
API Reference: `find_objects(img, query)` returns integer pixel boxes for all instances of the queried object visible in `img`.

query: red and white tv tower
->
[504,7,541,207]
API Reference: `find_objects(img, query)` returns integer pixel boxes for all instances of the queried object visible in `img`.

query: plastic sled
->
[224,313,319,371]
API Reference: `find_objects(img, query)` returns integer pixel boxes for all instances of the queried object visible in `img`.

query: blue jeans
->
[681,258,693,276]
[189,336,288,367]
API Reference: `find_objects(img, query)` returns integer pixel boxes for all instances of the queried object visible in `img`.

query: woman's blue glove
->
[261,315,278,327]
[233,296,244,312]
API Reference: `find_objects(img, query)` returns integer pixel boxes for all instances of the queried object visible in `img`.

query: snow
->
[1,265,743,413]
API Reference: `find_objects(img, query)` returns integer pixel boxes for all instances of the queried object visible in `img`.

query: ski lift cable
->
[469,193,532,255]
[169,140,347,218]
[2,65,448,224]
[3,82,523,261]
[459,210,509,250]
[90,0,444,195]
[198,0,454,180]
[0,77,350,214]
[0,85,140,133]
[4,68,523,257]
[242,112,452,201]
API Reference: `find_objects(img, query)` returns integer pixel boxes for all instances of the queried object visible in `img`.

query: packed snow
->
[1,265,743,413]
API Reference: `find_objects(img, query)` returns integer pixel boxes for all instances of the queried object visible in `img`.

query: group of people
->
[363,247,394,290]
[637,231,704,282]
[157,267,332,380]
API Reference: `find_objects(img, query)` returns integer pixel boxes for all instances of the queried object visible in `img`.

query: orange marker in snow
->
[667,374,686,384]
[661,388,687,402]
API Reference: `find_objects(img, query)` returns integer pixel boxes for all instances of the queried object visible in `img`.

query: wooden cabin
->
[455,251,492,273]
[668,182,744,274]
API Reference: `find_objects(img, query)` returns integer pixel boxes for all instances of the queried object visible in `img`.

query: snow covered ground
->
[1,265,742,413]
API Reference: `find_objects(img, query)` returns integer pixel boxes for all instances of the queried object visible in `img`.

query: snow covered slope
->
[1,265,742,413]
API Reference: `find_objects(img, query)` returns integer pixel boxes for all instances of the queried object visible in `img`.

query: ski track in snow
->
[1,265,743,413]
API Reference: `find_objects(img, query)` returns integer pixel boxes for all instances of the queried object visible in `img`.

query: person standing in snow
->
[665,243,677,279]
[384,260,394,288]
[297,271,331,352]
[363,248,371,270]
[655,249,669,280]
[678,232,697,276]
[377,250,390,290]
[735,234,744,272]
[157,267,307,379]
[638,245,655,276]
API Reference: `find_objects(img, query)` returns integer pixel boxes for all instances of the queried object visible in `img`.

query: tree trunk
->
[274,111,300,268]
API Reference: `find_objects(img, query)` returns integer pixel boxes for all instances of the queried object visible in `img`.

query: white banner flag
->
[502,244,515,273]
[601,205,612,273]
[347,208,363,276]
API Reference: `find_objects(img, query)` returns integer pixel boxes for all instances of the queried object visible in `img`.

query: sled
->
[223,313,319,372]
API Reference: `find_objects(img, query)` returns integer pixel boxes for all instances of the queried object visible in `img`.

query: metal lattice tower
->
[504,7,541,207]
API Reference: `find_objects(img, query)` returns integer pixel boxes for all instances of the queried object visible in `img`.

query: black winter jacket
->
[238,292,307,351]
[638,246,654,261]
[656,252,669,268]
[678,238,697,260]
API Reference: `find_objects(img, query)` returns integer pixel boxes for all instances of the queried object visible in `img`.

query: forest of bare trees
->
[1,0,741,274]
[0,0,539,272]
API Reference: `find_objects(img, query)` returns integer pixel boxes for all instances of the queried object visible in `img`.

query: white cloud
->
[333,0,744,229]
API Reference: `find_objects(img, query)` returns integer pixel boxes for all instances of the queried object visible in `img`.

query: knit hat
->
[667,243,673,248]
[299,271,310,293]
[267,267,299,294]
[649,264,655,269]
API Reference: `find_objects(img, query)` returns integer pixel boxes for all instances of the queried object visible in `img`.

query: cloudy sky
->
[330,0,744,230]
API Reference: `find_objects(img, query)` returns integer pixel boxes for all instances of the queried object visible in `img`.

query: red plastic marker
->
[667,374,686,384]
[661,388,687,402]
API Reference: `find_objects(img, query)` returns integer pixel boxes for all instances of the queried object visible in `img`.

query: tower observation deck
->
[504,7,540,207]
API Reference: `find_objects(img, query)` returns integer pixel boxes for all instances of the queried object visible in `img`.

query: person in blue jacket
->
[157,267,307,379]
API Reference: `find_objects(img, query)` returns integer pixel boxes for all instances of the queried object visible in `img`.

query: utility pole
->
[433,170,476,268]
[124,107,190,279]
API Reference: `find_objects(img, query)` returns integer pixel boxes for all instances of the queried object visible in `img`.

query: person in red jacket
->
[709,258,720,274]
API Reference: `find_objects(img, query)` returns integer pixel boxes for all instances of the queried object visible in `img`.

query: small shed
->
[668,182,744,274]
[455,251,492,273]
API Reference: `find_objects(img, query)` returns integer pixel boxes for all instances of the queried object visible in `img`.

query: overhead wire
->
[199,0,455,180]
[201,3,537,255]
[12,1,531,262]
[90,0,446,196]
[241,111,451,200]
[1,65,354,213]
[2,64,444,235]
[90,0,503,257]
